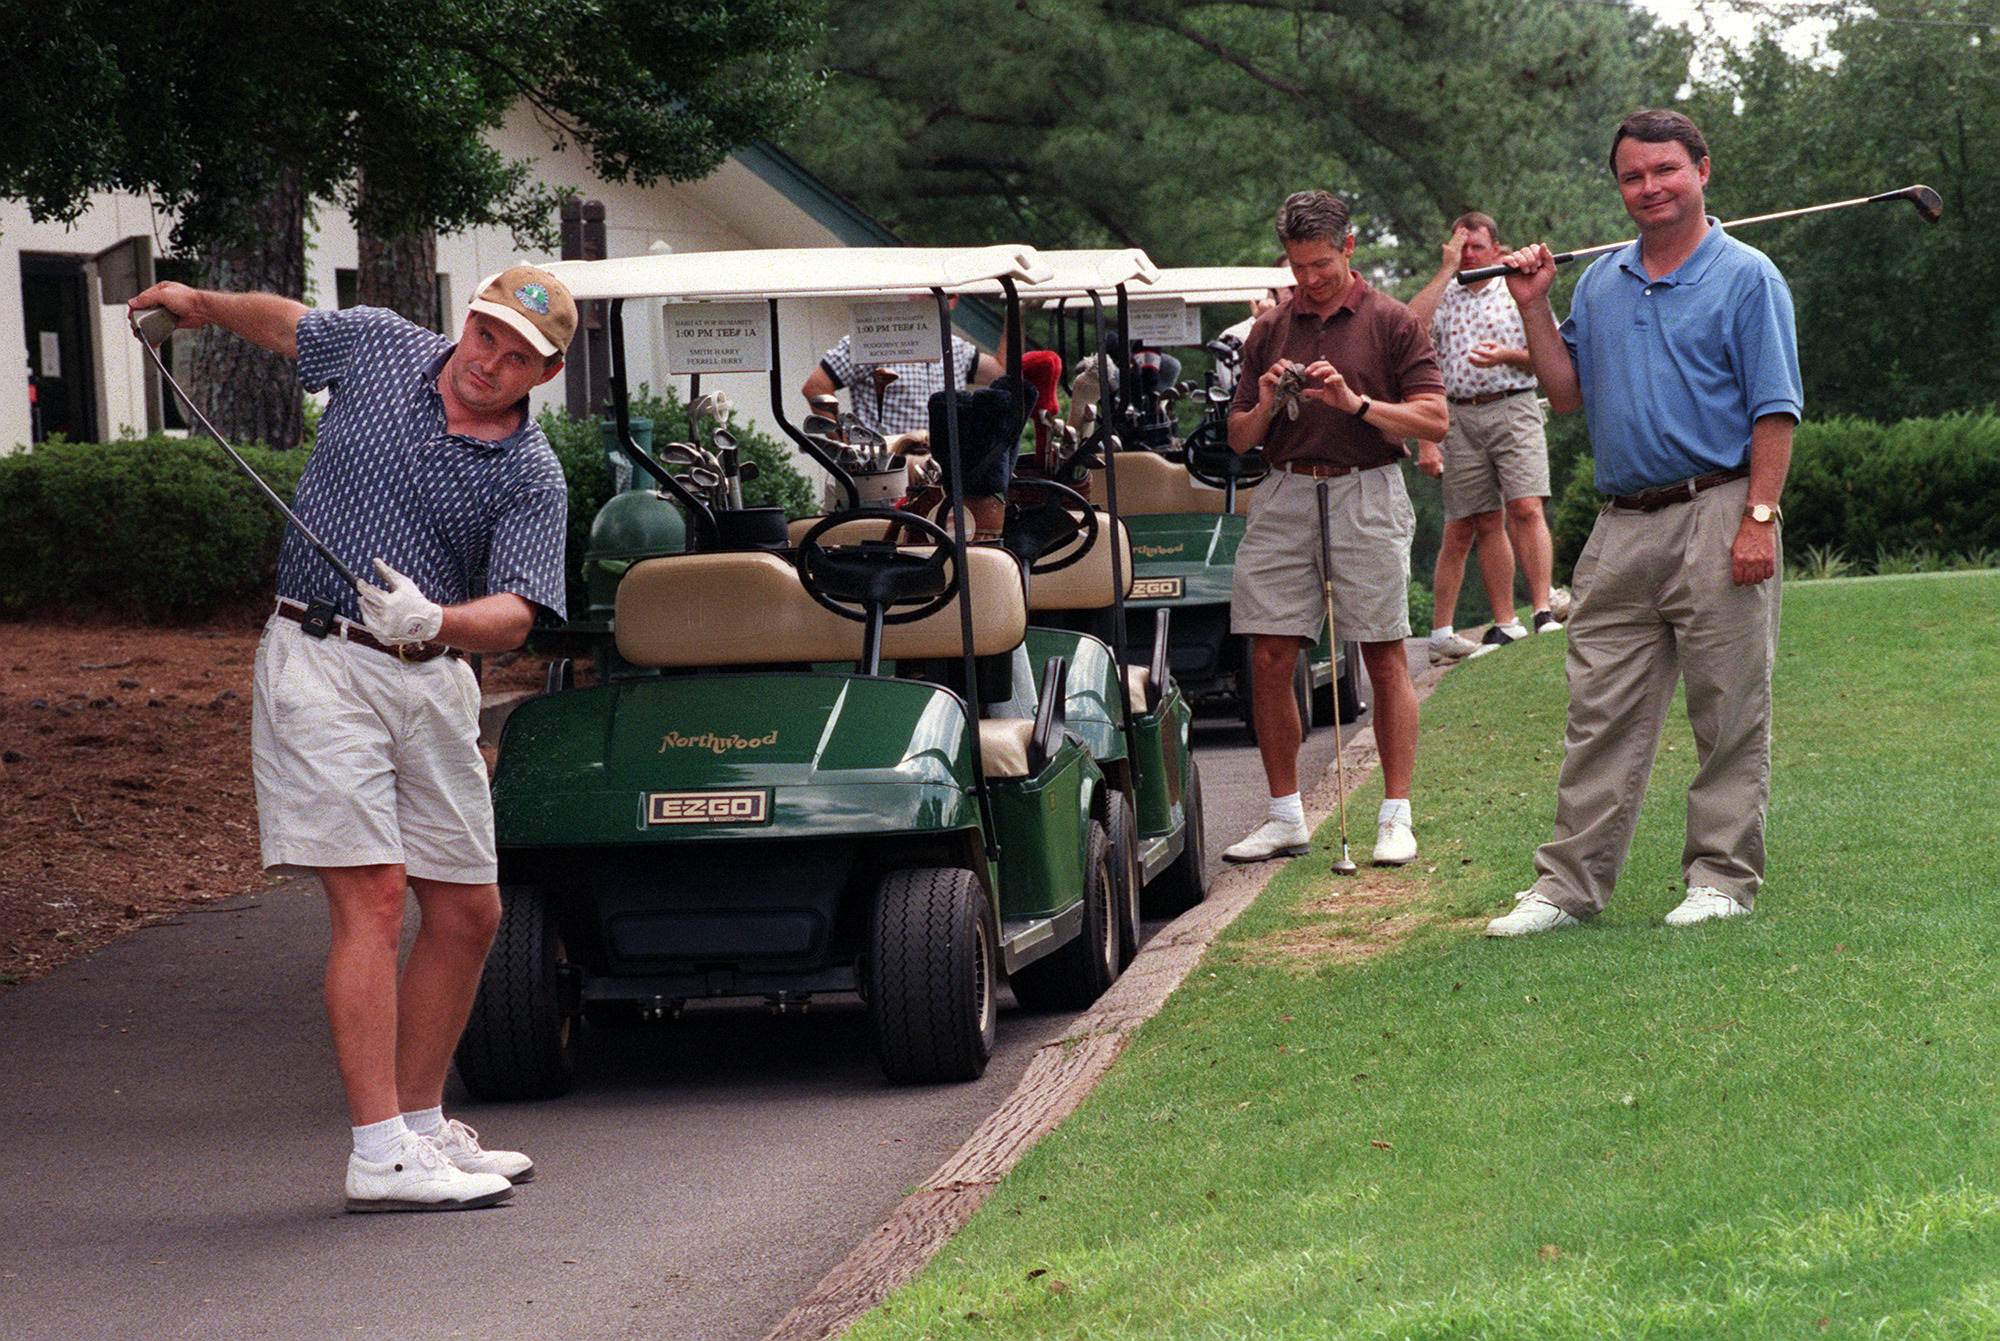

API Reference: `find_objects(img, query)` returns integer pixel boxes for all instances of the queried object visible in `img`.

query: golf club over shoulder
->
[126,305,364,592]
[1455,184,1942,285]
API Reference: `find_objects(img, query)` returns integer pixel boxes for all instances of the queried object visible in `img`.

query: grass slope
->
[848,571,2000,1341]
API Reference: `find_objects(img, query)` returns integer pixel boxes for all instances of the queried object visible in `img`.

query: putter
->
[1457,184,1943,284]
[129,307,364,593]
[1316,479,1358,876]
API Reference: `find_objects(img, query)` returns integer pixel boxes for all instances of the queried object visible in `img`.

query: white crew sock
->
[1429,626,1455,639]
[402,1105,446,1138]
[352,1115,411,1163]
[1268,793,1304,827]
[1379,798,1411,828]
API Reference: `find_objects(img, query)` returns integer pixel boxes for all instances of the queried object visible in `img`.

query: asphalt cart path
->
[0,877,1078,1340]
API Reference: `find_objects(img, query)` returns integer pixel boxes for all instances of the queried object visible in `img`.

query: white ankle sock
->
[1430,626,1454,639]
[1269,793,1304,826]
[402,1106,446,1138]
[1379,798,1411,827]
[352,1115,410,1163]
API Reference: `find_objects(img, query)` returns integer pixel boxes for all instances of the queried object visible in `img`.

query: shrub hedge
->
[1547,410,2000,581]
[0,435,306,620]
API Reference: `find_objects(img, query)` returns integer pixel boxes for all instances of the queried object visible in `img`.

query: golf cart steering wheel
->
[796,509,962,626]
[1002,477,1101,575]
[1184,414,1268,491]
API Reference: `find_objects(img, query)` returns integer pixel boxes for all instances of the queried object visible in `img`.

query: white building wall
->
[0,106,911,503]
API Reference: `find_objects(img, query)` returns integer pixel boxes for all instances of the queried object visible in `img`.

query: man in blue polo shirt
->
[1482,109,1801,937]
[130,267,573,1208]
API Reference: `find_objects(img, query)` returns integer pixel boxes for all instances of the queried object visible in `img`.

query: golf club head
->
[802,414,843,440]
[689,393,716,424]
[1332,855,1359,876]
[130,306,178,346]
[1905,184,1943,223]
[710,428,738,456]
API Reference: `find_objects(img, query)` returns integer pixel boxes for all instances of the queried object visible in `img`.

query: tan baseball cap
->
[468,264,577,357]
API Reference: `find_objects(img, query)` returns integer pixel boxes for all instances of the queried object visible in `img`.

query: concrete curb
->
[761,660,1450,1341]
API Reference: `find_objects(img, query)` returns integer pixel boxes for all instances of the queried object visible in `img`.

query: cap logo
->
[514,283,552,316]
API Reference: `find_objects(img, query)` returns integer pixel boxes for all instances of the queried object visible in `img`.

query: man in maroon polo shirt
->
[1223,190,1448,866]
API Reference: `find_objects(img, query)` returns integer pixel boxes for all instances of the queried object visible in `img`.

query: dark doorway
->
[21,255,98,444]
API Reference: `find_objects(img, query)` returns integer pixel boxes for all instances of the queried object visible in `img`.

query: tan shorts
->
[1230,465,1413,644]
[251,617,497,884]
[1441,392,1549,521]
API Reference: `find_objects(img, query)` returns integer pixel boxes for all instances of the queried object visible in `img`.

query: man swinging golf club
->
[128,265,575,1209]
[1484,109,1801,936]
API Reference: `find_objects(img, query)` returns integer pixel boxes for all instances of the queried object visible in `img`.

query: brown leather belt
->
[1448,386,1536,407]
[1608,467,1749,512]
[1277,459,1393,479]
[274,599,458,663]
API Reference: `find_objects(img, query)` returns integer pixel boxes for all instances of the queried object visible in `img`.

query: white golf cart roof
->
[1125,266,1293,305]
[537,244,1055,303]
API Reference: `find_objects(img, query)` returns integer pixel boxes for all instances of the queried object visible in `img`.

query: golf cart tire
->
[455,884,579,1101]
[1144,760,1207,918]
[1314,641,1366,725]
[1337,640,1366,724]
[870,867,999,1084]
[1243,648,1313,742]
[1105,790,1142,969]
[1008,820,1117,1012]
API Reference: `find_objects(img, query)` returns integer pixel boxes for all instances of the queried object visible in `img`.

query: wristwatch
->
[1352,398,1372,422]
[1743,502,1782,524]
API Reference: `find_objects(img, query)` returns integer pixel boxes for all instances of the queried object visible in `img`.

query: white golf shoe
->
[1372,818,1417,866]
[1428,630,1480,665]
[1485,891,1580,938]
[1222,817,1312,864]
[346,1129,515,1213]
[432,1118,536,1183]
[1664,886,1750,927]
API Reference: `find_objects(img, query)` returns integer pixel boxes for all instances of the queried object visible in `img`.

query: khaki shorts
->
[251,617,497,884]
[1441,392,1549,521]
[1230,465,1413,644]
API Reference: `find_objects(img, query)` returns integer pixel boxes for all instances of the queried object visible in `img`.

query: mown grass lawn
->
[848,570,2000,1341]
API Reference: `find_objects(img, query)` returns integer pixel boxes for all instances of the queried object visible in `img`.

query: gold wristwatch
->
[1744,503,1781,524]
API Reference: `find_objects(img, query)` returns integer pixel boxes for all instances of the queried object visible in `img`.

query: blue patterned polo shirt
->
[281,307,568,624]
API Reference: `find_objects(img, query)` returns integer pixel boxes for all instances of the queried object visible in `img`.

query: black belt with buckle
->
[1448,386,1536,407]
[1608,467,1750,512]
[274,599,457,663]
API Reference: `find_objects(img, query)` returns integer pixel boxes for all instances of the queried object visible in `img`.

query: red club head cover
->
[1021,349,1063,462]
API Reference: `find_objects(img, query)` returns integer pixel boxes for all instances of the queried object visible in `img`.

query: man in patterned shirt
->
[801,300,1002,438]
[129,266,573,1214]
[1407,214,1569,664]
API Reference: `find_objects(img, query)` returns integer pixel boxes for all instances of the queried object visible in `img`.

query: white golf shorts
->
[251,616,497,884]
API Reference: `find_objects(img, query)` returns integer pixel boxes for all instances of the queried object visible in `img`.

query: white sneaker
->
[1222,817,1312,863]
[1664,886,1749,927]
[1428,630,1480,665]
[1548,587,1574,621]
[1485,891,1580,938]
[1372,819,1417,866]
[432,1118,535,1183]
[346,1130,515,1213]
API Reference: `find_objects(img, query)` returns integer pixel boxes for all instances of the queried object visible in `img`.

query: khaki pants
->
[1531,477,1779,917]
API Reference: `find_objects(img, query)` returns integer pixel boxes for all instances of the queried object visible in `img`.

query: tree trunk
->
[193,164,306,450]
[356,176,440,333]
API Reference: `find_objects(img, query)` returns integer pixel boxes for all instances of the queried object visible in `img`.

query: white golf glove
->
[357,559,444,646]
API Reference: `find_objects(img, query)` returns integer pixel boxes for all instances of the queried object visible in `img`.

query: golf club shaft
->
[129,310,364,591]
[1456,185,1942,284]
[1316,480,1355,870]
